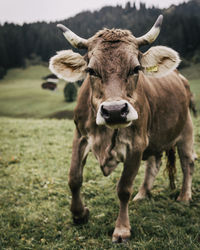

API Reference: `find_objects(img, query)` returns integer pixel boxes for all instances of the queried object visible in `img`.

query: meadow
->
[0,65,200,249]
[0,66,76,119]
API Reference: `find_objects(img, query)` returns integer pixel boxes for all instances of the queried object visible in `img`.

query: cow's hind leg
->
[68,129,90,224]
[133,155,162,201]
[177,113,195,202]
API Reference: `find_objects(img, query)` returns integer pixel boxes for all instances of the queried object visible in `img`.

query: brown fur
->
[90,28,136,43]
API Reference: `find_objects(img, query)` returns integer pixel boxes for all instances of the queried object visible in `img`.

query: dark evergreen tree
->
[0,67,6,79]
[64,82,77,102]
[0,0,200,78]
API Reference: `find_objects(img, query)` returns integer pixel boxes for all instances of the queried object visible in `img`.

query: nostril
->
[121,103,129,117]
[101,105,110,119]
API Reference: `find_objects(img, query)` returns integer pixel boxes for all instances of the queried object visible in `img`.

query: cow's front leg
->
[112,151,142,243]
[68,129,90,224]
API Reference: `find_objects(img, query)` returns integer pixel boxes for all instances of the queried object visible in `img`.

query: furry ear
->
[49,50,87,82]
[140,46,181,77]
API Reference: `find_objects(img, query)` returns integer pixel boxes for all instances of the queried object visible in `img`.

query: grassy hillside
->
[0,59,199,248]
[0,117,200,249]
[0,66,76,118]
[190,79,200,112]
[180,63,200,80]
[180,63,200,112]
[0,64,200,120]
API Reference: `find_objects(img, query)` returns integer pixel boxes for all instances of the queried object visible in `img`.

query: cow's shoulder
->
[74,78,94,135]
[140,70,188,101]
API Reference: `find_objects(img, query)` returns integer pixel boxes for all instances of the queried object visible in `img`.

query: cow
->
[49,15,196,243]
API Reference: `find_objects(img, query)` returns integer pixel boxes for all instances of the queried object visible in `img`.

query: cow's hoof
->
[177,195,191,204]
[112,236,129,244]
[133,190,151,201]
[133,192,146,201]
[112,227,131,243]
[73,207,90,224]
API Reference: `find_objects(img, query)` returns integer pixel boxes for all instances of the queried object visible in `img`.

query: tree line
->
[0,0,200,79]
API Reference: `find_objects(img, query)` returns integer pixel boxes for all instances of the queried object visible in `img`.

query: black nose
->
[101,103,129,124]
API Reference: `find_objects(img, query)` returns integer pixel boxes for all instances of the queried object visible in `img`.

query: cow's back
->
[141,70,190,152]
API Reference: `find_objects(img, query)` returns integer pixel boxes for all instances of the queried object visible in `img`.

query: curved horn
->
[136,15,163,46]
[57,24,88,49]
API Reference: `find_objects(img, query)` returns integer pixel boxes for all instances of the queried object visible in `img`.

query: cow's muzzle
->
[96,100,138,128]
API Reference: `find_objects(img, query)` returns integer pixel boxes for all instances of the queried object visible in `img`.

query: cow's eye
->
[128,65,141,76]
[86,67,99,77]
[133,65,141,74]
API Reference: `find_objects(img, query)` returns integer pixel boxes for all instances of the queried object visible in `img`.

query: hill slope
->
[0,66,75,118]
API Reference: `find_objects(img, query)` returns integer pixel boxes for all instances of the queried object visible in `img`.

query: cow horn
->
[57,24,88,49]
[136,15,163,46]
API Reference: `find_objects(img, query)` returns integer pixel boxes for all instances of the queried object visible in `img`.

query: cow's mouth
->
[96,100,138,128]
[106,121,132,129]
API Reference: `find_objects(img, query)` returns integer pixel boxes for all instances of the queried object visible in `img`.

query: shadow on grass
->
[47,110,74,120]
[0,109,74,120]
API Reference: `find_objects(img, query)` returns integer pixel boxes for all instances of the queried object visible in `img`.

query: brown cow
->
[49,15,195,243]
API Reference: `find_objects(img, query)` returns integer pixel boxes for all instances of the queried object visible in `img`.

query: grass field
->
[0,66,76,119]
[0,65,200,249]
[0,117,200,249]
[0,64,200,119]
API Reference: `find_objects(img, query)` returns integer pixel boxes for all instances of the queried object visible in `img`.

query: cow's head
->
[50,15,180,129]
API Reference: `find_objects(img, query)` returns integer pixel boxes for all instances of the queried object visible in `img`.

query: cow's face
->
[86,34,140,128]
[49,16,180,129]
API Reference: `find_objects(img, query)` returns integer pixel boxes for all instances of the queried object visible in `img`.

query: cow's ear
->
[140,46,181,77]
[49,50,87,81]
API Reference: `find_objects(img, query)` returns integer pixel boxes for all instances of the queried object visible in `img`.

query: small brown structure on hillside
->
[41,74,58,91]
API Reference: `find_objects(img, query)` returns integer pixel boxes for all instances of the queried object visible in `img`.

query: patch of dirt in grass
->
[47,110,74,119]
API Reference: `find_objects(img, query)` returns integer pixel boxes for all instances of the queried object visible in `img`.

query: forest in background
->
[0,0,200,79]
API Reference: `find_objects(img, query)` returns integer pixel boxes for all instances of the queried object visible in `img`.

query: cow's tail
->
[189,93,197,117]
[165,147,176,190]
[178,71,197,117]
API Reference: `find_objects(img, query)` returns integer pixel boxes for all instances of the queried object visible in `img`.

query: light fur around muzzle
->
[96,100,138,129]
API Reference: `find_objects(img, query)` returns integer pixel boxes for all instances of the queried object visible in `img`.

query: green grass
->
[190,78,200,112]
[0,117,200,249]
[0,64,200,119]
[0,64,200,120]
[0,66,76,118]
[180,63,200,80]
[0,64,200,249]
[179,63,200,112]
